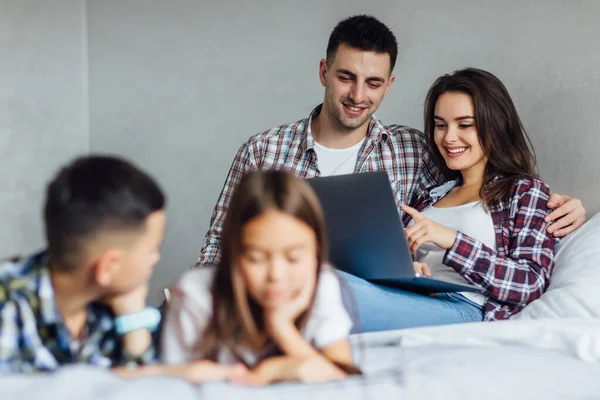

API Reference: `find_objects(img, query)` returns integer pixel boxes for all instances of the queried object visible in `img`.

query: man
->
[195,15,586,331]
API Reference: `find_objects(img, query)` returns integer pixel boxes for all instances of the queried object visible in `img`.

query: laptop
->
[306,171,484,295]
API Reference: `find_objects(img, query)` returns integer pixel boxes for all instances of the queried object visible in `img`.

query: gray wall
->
[0,0,89,257]
[2,0,599,304]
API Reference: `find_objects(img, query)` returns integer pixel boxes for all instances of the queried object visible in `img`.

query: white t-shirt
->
[161,265,352,366]
[313,138,365,177]
[413,201,496,306]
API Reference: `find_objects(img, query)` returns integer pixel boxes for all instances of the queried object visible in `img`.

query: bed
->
[1,216,599,399]
[1,319,600,399]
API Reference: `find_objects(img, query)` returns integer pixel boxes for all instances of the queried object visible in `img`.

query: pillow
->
[512,212,600,320]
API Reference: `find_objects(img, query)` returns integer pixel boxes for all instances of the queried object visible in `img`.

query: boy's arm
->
[0,292,33,373]
[105,285,157,367]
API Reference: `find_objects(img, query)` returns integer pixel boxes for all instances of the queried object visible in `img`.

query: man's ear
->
[319,59,328,87]
[93,248,123,288]
[384,74,396,97]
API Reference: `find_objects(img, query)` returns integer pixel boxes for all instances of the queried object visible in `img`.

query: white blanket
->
[1,319,599,399]
[352,318,600,362]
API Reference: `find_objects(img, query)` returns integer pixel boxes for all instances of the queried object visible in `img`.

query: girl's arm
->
[268,320,352,366]
[250,268,355,385]
[113,361,248,383]
[157,269,252,383]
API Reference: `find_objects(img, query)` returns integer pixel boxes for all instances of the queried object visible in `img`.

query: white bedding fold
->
[351,318,600,362]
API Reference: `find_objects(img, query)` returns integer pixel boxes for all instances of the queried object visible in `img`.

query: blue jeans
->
[337,271,484,333]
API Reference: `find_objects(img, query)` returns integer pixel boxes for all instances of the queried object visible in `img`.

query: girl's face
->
[238,210,319,310]
[433,92,487,176]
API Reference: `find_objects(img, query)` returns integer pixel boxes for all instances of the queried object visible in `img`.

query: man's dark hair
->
[44,155,166,271]
[326,15,398,73]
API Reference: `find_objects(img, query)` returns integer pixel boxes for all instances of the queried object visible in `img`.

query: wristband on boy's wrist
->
[114,307,161,335]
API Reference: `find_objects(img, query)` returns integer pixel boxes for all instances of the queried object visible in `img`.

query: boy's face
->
[99,210,166,294]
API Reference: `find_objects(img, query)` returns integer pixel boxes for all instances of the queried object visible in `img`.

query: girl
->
[161,170,356,384]
[402,67,555,321]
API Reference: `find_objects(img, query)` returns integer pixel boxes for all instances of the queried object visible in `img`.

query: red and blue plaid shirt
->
[0,251,157,373]
[196,104,444,266]
[408,178,556,321]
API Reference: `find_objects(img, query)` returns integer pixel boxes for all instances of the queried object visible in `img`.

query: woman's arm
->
[443,179,555,307]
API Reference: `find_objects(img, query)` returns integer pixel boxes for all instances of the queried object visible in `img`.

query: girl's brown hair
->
[198,170,329,361]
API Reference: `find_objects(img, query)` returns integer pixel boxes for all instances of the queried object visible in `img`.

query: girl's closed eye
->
[243,251,266,264]
[286,251,306,264]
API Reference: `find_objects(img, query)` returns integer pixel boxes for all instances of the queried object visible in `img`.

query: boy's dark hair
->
[44,155,166,271]
[326,15,398,73]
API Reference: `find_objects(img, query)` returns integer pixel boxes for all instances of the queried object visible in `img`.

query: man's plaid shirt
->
[196,104,444,266]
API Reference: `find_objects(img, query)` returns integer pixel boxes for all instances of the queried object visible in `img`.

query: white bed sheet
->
[1,319,599,399]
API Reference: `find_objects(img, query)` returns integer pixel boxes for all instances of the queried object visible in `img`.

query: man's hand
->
[546,194,586,237]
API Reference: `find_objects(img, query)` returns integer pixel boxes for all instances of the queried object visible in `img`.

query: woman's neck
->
[459,167,485,190]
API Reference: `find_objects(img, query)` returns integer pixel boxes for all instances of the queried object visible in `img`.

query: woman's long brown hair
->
[423,67,538,208]
[197,170,329,362]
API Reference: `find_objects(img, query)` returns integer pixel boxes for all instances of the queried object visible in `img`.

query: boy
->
[0,155,165,372]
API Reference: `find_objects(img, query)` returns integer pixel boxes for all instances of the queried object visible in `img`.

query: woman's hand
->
[413,261,431,277]
[401,204,458,253]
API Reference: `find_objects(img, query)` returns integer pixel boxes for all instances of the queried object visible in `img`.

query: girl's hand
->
[181,361,249,384]
[264,276,316,331]
[401,204,458,253]
[113,361,249,384]
[232,355,345,386]
[413,261,431,277]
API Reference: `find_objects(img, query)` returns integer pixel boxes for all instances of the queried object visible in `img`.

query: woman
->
[402,67,555,321]
[338,67,555,331]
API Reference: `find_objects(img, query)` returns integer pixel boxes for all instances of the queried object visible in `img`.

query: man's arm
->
[195,141,255,267]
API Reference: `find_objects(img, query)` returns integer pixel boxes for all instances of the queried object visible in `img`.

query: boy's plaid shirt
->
[0,251,156,373]
[195,104,444,266]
